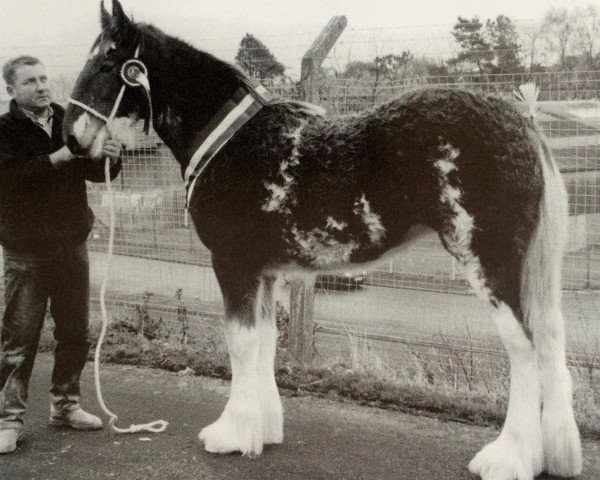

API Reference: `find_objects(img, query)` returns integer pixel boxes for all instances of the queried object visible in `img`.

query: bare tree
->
[572,4,600,69]
[520,22,545,72]
[541,7,575,69]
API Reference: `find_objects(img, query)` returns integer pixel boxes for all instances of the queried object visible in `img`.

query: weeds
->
[175,288,190,345]
[135,292,165,341]
[275,301,290,349]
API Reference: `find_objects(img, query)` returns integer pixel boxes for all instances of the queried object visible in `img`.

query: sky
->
[0,0,594,94]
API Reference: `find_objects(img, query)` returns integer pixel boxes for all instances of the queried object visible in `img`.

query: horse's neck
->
[147,50,243,170]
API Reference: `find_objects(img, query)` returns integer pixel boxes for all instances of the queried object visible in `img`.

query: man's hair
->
[2,55,42,86]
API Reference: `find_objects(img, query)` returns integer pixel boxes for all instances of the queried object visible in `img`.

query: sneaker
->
[49,406,103,431]
[0,428,21,454]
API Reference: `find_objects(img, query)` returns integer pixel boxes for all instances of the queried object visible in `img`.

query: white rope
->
[67,99,110,123]
[94,155,168,434]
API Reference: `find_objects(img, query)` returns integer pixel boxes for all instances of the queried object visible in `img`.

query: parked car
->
[315,271,367,291]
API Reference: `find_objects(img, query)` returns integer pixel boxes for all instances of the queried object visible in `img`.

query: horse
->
[63,2,582,479]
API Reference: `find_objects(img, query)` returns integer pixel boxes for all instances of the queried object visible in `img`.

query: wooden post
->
[287,16,346,364]
[288,278,316,364]
[300,15,347,103]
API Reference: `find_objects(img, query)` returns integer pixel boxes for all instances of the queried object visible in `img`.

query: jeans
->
[0,242,91,429]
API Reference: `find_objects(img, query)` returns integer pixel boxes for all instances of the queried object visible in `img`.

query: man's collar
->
[20,105,54,124]
[8,99,57,121]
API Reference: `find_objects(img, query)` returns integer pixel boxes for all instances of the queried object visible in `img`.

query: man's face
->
[6,63,51,112]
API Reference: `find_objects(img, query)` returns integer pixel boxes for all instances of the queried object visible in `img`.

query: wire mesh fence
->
[76,68,600,389]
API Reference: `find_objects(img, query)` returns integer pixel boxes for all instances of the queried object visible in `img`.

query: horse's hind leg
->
[520,145,580,477]
[435,201,543,477]
[534,302,581,476]
[198,256,271,456]
[438,249,544,478]
[468,302,544,480]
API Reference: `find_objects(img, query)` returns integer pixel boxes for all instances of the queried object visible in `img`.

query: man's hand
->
[49,145,75,167]
[101,138,123,160]
[50,138,122,169]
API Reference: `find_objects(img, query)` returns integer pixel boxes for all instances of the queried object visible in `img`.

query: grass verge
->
[36,296,600,439]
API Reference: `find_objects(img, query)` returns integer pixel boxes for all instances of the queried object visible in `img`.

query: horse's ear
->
[112,0,133,33]
[100,1,111,31]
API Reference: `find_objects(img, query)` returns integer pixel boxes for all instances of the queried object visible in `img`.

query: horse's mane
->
[136,23,248,95]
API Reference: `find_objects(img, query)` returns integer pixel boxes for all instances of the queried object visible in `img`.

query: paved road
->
[0,250,596,354]
[82,251,600,357]
[2,355,600,480]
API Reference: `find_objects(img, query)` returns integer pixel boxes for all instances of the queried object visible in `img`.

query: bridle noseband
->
[67,45,152,134]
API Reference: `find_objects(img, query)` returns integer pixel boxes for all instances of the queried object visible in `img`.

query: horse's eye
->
[100,62,114,73]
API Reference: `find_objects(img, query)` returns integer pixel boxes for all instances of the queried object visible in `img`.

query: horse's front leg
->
[199,257,281,456]
[257,274,284,446]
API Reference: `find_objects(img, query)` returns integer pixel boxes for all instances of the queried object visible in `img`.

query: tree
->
[572,5,600,69]
[448,16,494,73]
[541,7,575,69]
[486,15,523,73]
[520,23,546,72]
[342,60,377,79]
[374,51,414,79]
[235,34,285,80]
[449,15,523,74]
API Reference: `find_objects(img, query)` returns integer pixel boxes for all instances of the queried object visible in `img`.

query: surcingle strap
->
[184,82,271,206]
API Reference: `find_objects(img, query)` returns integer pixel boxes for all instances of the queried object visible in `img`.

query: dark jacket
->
[0,100,122,252]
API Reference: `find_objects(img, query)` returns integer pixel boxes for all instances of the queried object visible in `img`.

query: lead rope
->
[96,151,168,434]
[70,48,168,434]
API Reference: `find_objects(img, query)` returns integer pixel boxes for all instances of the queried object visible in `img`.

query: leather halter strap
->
[67,45,151,133]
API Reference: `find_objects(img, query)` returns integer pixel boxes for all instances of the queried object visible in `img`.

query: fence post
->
[287,16,346,364]
[300,15,347,103]
[289,278,316,363]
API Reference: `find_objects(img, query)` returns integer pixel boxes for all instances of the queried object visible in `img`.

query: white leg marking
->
[257,278,283,445]
[199,321,264,456]
[536,307,582,476]
[469,303,543,480]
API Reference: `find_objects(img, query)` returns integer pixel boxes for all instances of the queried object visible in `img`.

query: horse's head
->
[63,0,150,157]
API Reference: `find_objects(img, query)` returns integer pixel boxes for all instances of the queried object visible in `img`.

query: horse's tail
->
[520,131,569,332]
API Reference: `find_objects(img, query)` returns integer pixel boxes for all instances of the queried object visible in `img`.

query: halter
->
[67,45,152,134]
[68,42,271,208]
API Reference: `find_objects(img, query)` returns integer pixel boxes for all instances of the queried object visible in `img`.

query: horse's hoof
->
[469,433,543,480]
[199,404,264,457]
[543,408,582,477]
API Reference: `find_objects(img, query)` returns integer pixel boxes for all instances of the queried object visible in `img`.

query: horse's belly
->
[279,223,433,274]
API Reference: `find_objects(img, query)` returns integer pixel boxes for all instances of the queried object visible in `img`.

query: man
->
[0,55,123,453]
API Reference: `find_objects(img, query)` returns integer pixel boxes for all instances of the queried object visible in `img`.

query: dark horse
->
[63,2,582,479]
